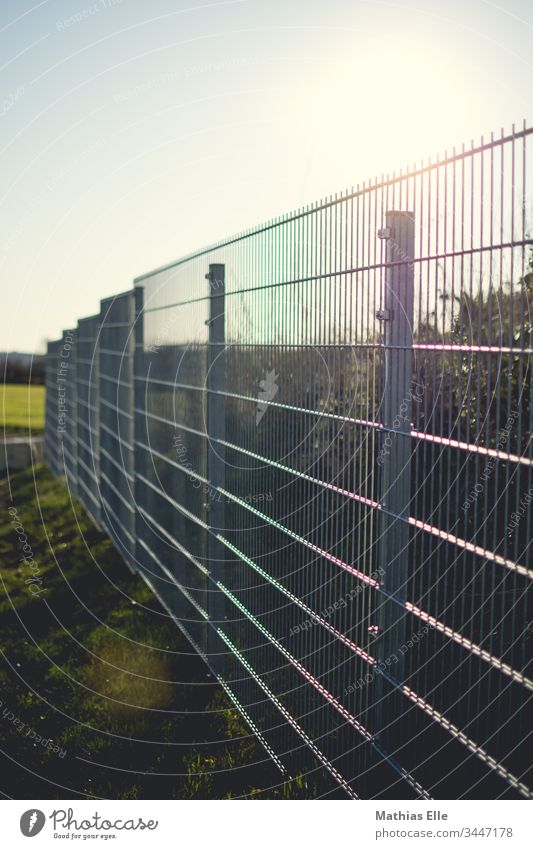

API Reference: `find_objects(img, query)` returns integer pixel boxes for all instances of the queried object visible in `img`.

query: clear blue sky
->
[1,0,531,351]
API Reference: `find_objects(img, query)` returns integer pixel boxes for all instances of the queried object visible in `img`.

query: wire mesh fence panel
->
[98,291,136,570]
[76,314,101,527]
[61,329,78,497]
[44,331,77,493]
[44,338,61,477]
[44,122,533,799]
[133,272,212,673]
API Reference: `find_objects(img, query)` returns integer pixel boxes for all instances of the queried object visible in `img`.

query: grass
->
[1,383,45,435]
[0,464,316,799]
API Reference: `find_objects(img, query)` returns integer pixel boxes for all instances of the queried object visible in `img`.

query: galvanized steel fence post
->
[206,263,226,677]
[375,211,415,747]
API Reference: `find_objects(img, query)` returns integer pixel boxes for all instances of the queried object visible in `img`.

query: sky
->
[0,0,532,352]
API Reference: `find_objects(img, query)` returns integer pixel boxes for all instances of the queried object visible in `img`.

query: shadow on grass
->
[0,465,316,799]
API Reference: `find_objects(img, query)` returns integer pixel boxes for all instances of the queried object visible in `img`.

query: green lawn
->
[1,383,45,434]
[0,465,314,799]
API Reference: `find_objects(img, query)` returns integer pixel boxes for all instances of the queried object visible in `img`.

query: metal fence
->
[99,291,136,566]
[44,123,533,799]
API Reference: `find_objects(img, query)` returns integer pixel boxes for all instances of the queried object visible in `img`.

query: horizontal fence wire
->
[43,122,533,799]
